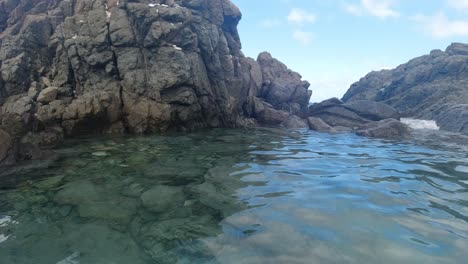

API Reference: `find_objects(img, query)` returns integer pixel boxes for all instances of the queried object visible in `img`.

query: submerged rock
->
[56,252,80,264]
[141,185,185,213]
[54,180,101,205]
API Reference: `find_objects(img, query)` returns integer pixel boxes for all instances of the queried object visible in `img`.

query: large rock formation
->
[307,97,406,137]
[0,0,311,166]
[342,43,468,134]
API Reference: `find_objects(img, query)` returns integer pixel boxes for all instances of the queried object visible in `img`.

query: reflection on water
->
[0,128,467,263]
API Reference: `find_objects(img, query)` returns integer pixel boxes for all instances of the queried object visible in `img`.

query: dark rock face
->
[356,119,411,139]
[281,115,308,129]
[0,128,13,165]
[431,104,468,134]
[309,99,399,129]
[344,100,400,121]
[307,98,409,139]
[342,43,468,134]
[0,0,310,166]
[257,52,311,116]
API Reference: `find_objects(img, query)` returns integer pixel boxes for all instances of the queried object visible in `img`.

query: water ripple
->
[0,128,467,263]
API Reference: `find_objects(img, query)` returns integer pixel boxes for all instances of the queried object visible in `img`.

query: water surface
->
[0,128,467,263]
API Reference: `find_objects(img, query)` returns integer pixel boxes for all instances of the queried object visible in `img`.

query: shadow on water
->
[0,128,467,263]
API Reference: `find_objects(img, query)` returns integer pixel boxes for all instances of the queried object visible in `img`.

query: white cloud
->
[447,0,468,9]
[292,30,313,45]
[412,12,468,38]
[343,0,400,19]
[287,8,317,24]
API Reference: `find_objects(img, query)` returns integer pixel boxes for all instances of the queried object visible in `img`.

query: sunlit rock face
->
[0,0,311,165]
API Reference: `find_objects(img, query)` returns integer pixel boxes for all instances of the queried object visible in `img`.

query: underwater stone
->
[140,185,185,213]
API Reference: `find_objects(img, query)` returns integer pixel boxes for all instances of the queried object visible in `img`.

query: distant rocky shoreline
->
[342,43,468,135]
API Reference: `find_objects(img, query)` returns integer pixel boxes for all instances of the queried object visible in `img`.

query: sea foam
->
[401,118,440,130]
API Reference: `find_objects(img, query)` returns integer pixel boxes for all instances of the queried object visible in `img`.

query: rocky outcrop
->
[281,115,308,129]
[0,0,311,166]
[307,117,336,133]
[308,98,401,130]
[306,97,409,139]
[430,104,468,134]
[356,119,411,139]
[342,43,468,134]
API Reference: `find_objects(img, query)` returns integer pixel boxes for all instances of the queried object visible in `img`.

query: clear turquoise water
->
[0,128,467,263]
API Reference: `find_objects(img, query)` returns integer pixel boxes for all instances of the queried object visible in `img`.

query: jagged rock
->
[309,98,401,131]
[356,119,411,139]
[309,97,343,115]
[281,115,308,129]
[344,100,400,121]
[20,127,64,148]
[307,117,337,133]
[0,0,311,166]
[37,86,59,103]
[342,42,468,134]
[0,128,13,163]
[311,105,371,128]
[257,107,290,126]
[257,52,311,116]
[432,104,468,134]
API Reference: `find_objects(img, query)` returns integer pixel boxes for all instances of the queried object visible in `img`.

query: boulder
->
[257,107,290,125]
[257,52,311,115]
[343,100,400,121]
[308,98,401,131]
[307,117,337,133]
[281,115,308,129]
[311,105,371,128]
[37,87,59,103]
[309,97,343,115]
[356,119,411,139]
[140,185,185,213]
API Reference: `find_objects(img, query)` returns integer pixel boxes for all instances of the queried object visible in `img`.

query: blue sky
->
[232,0,468,102]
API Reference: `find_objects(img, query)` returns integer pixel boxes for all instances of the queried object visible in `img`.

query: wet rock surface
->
[0,0,311,166]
